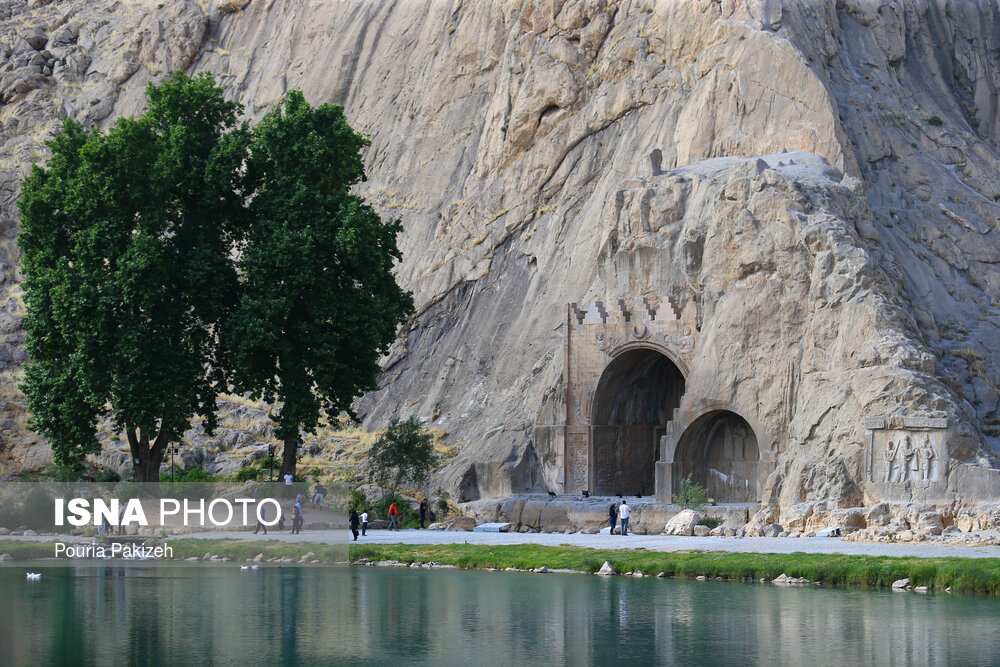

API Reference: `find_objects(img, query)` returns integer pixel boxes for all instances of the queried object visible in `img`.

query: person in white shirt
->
[619,501,631,536]
[283,473,293,486]
[360,511,368,536]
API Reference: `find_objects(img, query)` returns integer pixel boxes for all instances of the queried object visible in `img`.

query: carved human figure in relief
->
[901,435,916,482]
[679,326,694,355]
[921,436,936,481]
[884,437,899,483]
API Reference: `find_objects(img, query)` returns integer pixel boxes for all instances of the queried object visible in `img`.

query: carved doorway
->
[590,348,685,495]
[673,411,759,502]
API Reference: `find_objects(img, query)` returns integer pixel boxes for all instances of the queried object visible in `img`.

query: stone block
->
[664,509,699,536]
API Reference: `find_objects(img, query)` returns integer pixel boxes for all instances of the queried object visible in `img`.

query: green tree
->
[366,417,438,494]
[17,72,251,480]
[674,473,709,509]
[223,91,413,477]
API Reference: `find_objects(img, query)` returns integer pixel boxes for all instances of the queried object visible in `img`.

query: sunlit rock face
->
[2,0,1000,510]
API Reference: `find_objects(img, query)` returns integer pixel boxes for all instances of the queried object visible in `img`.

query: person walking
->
[253,501,270,535]
[349,509,360,541]
[419,500,428,529]
[291,498,304,534]
[360,510,369,536]
[619,500,631,536]
[388,501,399,531]
[609,502,618,534]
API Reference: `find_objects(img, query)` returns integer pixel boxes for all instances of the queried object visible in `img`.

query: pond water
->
[2,564,998,666]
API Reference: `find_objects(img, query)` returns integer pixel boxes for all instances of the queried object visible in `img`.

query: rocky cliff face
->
[2,0,1000,510]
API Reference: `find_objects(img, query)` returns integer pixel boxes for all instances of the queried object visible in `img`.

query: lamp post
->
[268,445,275,483]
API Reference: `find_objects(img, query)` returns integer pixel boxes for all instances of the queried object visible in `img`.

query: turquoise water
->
[2,564,999,666]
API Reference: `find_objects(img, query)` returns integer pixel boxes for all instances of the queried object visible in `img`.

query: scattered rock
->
[656,572,666,578]
[693,524,710,537]
[761,523,783,538]
[891,578,910,589]
[0,553,12,562]
[596,561,615,576]
[664,510,699,536]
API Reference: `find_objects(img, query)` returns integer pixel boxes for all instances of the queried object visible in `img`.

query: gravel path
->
[163,528,1000,559]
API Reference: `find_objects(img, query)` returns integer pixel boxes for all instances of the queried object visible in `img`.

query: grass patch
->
[348,544,1000,596]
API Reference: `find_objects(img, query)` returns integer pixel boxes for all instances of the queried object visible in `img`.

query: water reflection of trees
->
[2,567,1000,664]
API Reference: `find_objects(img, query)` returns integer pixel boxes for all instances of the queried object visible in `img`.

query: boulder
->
[828,508,866,532]
[866,503,890,527]
[0,527,9,535]
[664,509,699,536]
[779,502,814,532]
[693,524,710,537]
[22,28,48,51]
[891,578,910,589]
[219,0,251,13]
[913,511,944,535]
[761,523,783,538]
[449,516,476,531]
[596,561,615,576]
[0,553,12,562]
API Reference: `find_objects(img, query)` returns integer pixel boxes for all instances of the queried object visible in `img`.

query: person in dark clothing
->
[349,509,360,541]
[253,501,270,535]
[290,500,304,534]
[419,500,428,529]
[609,503,618,534]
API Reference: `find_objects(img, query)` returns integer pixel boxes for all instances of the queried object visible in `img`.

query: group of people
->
[348,499,430,540]
[252,493,307,535]
[609,499,632,535]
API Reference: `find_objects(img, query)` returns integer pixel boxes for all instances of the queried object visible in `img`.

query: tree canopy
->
[222,90,413,477]
[18,73,412,481]
[18,72,250,480]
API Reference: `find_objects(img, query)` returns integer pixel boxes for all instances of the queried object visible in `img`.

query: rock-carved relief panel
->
[873,431,941,483]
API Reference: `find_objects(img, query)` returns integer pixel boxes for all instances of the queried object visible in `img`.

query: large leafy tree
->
[223,90,413,477]
[18,72,251,480]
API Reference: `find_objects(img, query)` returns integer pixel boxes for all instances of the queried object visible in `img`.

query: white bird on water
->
[240,565,249,570]
[26,572,41,579]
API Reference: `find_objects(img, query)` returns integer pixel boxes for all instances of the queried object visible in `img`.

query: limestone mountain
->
[1,0,1000,511]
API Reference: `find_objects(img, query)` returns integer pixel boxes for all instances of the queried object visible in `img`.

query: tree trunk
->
[126,423,171,492]
[279,434,297,479]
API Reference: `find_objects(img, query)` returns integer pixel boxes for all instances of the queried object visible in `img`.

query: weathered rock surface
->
[1,1,1000,517]
[664,509,700,536]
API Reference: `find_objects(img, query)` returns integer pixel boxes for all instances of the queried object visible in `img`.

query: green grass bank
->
[349,543,1000,596]
[5,539,1000,596]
